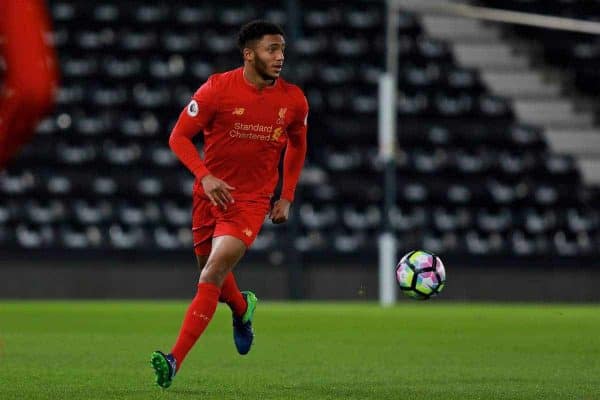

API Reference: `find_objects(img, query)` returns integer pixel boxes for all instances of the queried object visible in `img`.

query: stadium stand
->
[477,0,600,97]
[1,0,598,259]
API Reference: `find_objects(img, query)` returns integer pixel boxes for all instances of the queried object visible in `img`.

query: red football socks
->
[170,282,221,369]
[219,272,247,318]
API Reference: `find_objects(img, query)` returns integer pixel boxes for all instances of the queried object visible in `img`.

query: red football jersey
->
[169,67,308,201]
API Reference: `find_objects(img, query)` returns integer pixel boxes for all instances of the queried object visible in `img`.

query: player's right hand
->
[201,174,235,210]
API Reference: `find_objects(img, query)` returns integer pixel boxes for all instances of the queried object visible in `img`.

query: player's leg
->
[199,235,246,285]
[209,202,269,355]
[200,236,258,355]
[196,246,247,317]
[196,251,256,355]
[195,252,248,323]
[167,236,246,370]
[152,236,246,388]
[199,236,257,355]
[151,198,215,388]
[195,254,209,272]
[151,201,265,388]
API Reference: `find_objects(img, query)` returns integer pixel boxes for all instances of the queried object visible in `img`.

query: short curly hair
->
[237,20,285,52]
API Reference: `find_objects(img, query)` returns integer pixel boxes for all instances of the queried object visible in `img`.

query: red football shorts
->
[192,196,271,256]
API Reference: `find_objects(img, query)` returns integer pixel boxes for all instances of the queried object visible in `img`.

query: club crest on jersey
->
[232,107,245,116]
[277,107,287,124]
[271,127,283,142]
[187,100,199,117]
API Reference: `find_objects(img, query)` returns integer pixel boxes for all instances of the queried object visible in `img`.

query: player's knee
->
[198,260,229,287]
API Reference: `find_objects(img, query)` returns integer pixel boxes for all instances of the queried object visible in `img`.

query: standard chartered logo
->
[229,122,283,142]
[233,122,273,133]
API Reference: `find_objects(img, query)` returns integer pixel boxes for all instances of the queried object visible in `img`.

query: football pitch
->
[1,301,599,400]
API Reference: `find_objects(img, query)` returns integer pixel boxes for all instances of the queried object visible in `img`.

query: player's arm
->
[168,97,211,179]
[271,95,309,224]
[169,78,235,208]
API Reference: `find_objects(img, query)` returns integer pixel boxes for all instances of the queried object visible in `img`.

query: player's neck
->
[243,66,276,91]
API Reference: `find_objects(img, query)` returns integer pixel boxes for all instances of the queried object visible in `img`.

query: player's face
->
[250,34,285,80]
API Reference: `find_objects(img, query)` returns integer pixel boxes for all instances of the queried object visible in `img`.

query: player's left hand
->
[270,198,291,224]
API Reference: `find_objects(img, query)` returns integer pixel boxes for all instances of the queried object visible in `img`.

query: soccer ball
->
[395,250,446,300]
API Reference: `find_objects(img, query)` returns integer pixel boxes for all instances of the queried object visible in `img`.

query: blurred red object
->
[0,0,59,170]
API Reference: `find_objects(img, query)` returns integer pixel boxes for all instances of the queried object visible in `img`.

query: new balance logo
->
[232,108,245,115]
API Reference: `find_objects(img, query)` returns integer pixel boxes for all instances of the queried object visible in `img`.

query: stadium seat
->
[333,230,369,253]
[432,207,471,232]
[294,230,328,252]
[15,223,56,249]
[252,230,277,252]
[108,224,147,249]
[71,199,114,225]
[566,207,598,233]
[92,4,120,23]
[153,226,191,250]
[341,204,381,230]
[299,203,338,229]
[59,224,103,249]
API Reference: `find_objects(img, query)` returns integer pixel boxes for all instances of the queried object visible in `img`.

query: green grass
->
[1,301,599,399]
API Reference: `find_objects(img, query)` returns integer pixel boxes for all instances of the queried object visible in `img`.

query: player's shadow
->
[109,388,213,398]
[167,389,212,396]
[267,383,382,399]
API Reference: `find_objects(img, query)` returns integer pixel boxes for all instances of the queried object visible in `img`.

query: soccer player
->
[151,20,308,388]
